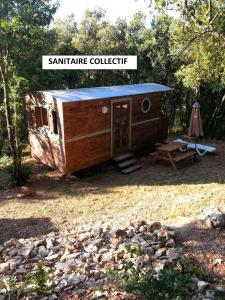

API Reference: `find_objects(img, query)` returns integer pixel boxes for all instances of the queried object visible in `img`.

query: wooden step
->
[113,153,134,163]
[173,151,196,162]
[117,158,138,169]
[121,163,142,174]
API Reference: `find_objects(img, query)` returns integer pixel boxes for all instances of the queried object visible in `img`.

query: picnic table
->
[153,142,196,170]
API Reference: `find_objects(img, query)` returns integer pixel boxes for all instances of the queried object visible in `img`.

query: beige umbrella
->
[188,102,203,158]
[188,101,203,137]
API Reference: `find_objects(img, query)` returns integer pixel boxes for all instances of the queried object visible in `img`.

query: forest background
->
[1,0,225,181]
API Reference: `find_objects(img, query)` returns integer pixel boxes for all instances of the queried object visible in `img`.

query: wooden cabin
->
[25,83,171,174]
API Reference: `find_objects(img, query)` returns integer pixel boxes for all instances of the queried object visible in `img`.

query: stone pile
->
[0,221,179,299]
[202,209,225,229]
[0,221,224,299]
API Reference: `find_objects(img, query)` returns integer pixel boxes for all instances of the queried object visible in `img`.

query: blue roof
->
[44,83,172,102]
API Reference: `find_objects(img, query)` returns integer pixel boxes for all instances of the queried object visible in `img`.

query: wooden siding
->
[26,94,66,173]
[131,119,159,150]
[26,91,169,174]
[65,133,111,173]
[29,132,65,173]
[63,99,111,139]
[131,93,161,124]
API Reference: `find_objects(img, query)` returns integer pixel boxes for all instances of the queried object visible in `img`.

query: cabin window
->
[34,106,58,134]
[41,108,48,126]
[141,97,151,113]
[49,110,58,134]
[35,107,48,128]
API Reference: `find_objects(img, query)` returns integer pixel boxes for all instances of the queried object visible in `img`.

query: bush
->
[109,261,193,300]
[5,264,53,298]
[3,162,32,187]
[108,260,225,300]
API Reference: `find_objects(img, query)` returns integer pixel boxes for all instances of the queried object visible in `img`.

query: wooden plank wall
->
[29,132,65,173]
[131,93,161,124]
[63,99,111,173]
[25,94,66,173]
[130,92,164,149]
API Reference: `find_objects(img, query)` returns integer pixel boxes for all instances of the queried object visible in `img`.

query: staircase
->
[113,153,142,174]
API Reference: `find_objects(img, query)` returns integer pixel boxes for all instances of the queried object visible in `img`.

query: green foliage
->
[0,0,58,183]
[3,162,32,187]
[5,264,53,298]
[108,257,225,300]
[109,261,195,299]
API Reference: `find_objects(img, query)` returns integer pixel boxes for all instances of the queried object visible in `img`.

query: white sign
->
[42,55,137,70]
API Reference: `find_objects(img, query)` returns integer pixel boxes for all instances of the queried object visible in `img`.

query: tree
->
[152,0,225,137]
[0,0,58,182]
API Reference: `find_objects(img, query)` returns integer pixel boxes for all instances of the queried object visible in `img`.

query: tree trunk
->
[0,60,21,182]
[0,113,3,157]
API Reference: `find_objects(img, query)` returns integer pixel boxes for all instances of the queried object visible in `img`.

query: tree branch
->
[174,29,213,56]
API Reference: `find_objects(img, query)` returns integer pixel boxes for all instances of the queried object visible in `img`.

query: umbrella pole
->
[194,136,201,162]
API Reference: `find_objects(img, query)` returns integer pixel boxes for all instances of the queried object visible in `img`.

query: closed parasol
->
[188,101,203,159]
[188,101,203,138]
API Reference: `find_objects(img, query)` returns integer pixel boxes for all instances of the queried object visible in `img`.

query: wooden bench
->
[173,151,195,162]
[154,142,196,170]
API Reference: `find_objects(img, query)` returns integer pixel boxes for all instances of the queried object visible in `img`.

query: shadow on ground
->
[175,223,225,281]
[0,217,57,244]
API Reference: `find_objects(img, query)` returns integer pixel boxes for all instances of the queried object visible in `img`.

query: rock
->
[8,260,17,271]
[65,274,86,286]
[91,227,103,237]
[115,229,127,239]
[216,286,225,293]
[38,246,49,257]
[16,186,33,198]
[153,260,167,272]
[213,258,222,265]
[144,247,154,257]
[3,239,16,248]
[131,234,145,243]
[139,225,148,234]
[0,262,9,274]
[8,249,17,257]
[65,252,81,260]
[154,248,167,258]
[203,209,225,228]
[48,294,58,300]
[20,246,35,259]
[79,232,90,242]
[166,248,179,260]
[102,252,113,262]
[0,294,6,300]
[115,250,124,262]
[197,280,209,290]
[93,254,102,263]
[166,239,176,248]
[149,222,162,232]
[85,244,98,253]
[92,290,108,299]
[15,267,27,275]
[55,259,76,271]
[205,219,214,229]
[45,253,60,261]
[89,238,103,248]
[0,220,194,299]
[33,238,46,247]
[46,237,55,249]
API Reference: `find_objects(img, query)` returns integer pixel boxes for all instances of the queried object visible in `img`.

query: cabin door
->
[112,101,130,155]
